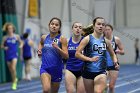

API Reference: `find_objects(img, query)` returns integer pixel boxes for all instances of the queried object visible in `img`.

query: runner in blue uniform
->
[65,22,85,93]
[22,32,34,81]
[1,23,23,90]
[104,24,124,93]
[37,17,68,93]
[75,17,119,93]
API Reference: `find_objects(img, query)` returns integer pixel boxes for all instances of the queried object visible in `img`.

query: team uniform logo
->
[111,42,115,49]
[44,38,59,47]
[53,38,59,44]
[92,42,107,55]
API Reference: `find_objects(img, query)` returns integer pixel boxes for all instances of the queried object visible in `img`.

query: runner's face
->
[94,19,105,34]
[104,26,112,37]
[49,19,60,33]
[72,23,83,36]
[7,25,14,34]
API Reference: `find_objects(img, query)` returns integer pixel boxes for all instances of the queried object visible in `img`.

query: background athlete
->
[1,23,23,90]
[104,24,125,93]
[65,22,85,93]
[22,32,34,81]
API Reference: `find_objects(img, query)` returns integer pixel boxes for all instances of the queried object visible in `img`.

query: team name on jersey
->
[68,46,77,50]
[44,38,59,47]
[92,43,107,54]
[7,39,16,44]
[44,44,52,47]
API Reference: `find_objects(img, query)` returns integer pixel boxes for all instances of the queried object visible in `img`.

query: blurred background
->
[0,0,140,89]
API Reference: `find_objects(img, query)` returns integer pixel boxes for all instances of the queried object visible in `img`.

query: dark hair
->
[23,33,29,39]
[93,17,104,26]
[82,17,105,37]
[49,17,61,34]
[106,24,113,31]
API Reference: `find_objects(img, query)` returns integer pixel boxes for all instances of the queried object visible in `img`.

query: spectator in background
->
[134,38,139,65]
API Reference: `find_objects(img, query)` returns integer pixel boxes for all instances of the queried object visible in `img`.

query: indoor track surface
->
[0,65,140,93]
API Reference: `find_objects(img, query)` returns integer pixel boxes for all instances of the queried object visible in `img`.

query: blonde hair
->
[2,22,16,32]
[82,24,93,36]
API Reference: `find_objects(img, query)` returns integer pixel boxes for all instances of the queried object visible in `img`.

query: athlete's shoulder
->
[28,39,34,46]
[14,34,20,39]
[41,34,47,39]
[114,36,120,41]
[14,34,19,37]
[60,35,66,39]
[60,35,67,41]
[67,37,71,42]
[83,35,90,40]
[2,35,8,42]
[3,35,8,39]
[40,34,48,45]
[114,36,121,44]
[80,35,90,46]
[41,34,47,41]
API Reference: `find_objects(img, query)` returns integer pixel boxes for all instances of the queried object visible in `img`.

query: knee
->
[10,67,16,72]
[94,90,103,93]
[43,87,50,93]
[43,90,49,93]
[77,86,85,93]
[67,90,75,93]
[66,86,75,93]
[94,87,105,93]
[77,90,85,93]
[42,84,51,93]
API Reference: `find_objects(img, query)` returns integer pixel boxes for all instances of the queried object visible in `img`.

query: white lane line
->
[128,88,140,93]
[115,78,140,88]
[117,73,140,80]
[29,90,42,93]
[28,84,66,93]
